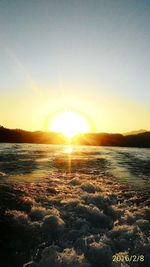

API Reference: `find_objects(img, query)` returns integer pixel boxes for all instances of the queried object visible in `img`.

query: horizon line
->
[0,125,149,136]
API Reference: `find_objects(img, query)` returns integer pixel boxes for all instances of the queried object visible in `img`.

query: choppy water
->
[0,143,150,189]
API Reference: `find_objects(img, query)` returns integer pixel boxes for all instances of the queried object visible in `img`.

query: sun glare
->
[50,110,90,139]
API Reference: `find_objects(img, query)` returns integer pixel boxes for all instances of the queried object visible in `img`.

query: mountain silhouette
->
[0,126,150,148]
[123,129,147,136]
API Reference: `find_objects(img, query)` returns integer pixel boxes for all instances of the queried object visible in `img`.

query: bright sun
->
[50,110,90,139]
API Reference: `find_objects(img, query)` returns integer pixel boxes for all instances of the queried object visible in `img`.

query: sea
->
[0,143,150,189]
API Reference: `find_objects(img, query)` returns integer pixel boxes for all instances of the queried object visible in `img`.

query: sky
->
[0,0,150,133]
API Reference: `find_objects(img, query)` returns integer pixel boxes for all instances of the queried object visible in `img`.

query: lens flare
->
[50,110,90,139]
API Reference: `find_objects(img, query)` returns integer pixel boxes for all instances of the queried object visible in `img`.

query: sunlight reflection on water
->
[64,145,73,154]
[0,143,150,189]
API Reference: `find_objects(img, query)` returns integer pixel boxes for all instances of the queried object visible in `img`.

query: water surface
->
[0,143,150,189]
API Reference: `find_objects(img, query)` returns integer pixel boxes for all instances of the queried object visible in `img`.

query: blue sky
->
[0,0,150,132]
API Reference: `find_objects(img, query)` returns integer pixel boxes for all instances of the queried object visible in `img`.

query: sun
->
[50,110,90,139]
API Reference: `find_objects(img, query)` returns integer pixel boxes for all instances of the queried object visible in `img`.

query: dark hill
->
[0,126,150,148]
[0,126,67,144]
[123,129,147,136]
